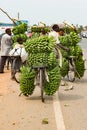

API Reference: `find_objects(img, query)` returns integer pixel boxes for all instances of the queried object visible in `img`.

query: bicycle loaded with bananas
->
[19,36,62,101]
[59,31,85,82]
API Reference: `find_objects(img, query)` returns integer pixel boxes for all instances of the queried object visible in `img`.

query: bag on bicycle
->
[9,47,28,63]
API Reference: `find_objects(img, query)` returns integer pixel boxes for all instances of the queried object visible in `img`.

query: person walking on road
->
[0,28,13,73]
[49,24,69,67]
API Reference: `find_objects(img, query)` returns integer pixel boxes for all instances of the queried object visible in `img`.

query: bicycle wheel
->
[14,70,21,83]
[39,69,44,102]
[67,61,75,82]
[11,57,21,83]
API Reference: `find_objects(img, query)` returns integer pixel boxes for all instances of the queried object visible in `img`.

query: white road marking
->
[53,91,66,130]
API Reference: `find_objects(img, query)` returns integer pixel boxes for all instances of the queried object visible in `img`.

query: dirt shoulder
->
[0,69,11,96]
[0,68,57,130]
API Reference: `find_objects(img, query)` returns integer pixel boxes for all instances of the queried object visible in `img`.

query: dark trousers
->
[0,56,12,72]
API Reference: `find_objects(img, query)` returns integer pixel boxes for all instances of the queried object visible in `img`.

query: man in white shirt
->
[49,24,69,67]
[0,28,13,73]
[49,24,60,44]
[49,24,62,67]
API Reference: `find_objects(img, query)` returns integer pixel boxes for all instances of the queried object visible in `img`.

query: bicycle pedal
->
[69,86,74,90]
[11,77,15,80]
[23,94,29,97]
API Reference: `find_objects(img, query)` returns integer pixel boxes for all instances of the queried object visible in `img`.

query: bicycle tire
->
[14,71,21,83]
[67,71,75,82]
[67,60,76,82]
[40,69,44,102]
[11,57,21,83]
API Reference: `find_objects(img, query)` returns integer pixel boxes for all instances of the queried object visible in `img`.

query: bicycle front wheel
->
[40,69,44,102]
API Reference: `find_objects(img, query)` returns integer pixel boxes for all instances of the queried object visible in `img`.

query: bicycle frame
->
[32,65,47,102]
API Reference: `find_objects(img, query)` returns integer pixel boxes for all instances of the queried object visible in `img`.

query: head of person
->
[52,24,60,32]
[59,28,65,36]
[41,28,46,35]
[17,37,23,44]
[5,28,11,36]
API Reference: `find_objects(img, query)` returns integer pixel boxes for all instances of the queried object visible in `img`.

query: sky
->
[0,0,87,26]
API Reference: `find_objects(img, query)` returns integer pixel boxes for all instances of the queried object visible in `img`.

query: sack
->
[20,48,28,63]
[9,47,28,63]
[9,48,21,56]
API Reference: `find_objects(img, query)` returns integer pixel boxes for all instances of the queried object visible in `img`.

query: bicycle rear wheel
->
[67,71,75,82]
[67,61,75,82]
[11,57,21,83]
[14,71,21,83]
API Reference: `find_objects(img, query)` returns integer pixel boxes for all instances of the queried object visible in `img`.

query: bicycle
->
[67,55,80,82]
[57,44,77,82]
[32,65,48,102]
[67,56,76,82]
[11,55,26,83]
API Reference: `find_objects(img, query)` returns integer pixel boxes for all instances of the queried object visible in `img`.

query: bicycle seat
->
[10,55,21,58]
[68,56,76,59]
[32,65,47,69]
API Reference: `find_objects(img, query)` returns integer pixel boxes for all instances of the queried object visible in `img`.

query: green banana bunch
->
[12,23,27,35]
[44,66,61,95]
[20,66,36,95]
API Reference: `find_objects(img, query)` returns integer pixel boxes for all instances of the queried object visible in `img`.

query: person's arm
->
[57,43,70,52]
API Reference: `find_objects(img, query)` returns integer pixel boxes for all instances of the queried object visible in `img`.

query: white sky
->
[0,0,87,26]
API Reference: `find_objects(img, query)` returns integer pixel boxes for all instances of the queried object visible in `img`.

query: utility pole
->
[18,12,20,20]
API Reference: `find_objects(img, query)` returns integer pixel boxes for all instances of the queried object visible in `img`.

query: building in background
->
[0,20,29,34]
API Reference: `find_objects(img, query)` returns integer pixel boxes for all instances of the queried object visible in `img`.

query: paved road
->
[78,38,87,50]
[58,38,87,130]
